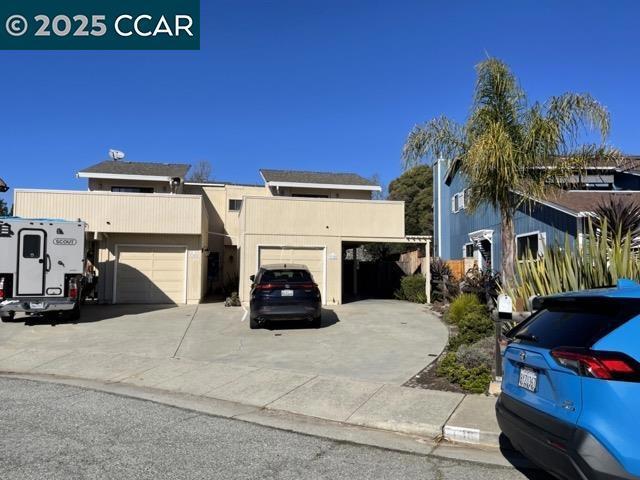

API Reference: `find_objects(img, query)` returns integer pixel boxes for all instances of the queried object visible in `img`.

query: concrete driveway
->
[0,299,447,384]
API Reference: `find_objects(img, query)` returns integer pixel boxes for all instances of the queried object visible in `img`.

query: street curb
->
[0,371,517,469]
[442,395,502,448]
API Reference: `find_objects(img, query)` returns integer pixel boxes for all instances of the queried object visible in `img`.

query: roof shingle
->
[79,160,191,178]
[260,169,378,186]
[545,190,640,214]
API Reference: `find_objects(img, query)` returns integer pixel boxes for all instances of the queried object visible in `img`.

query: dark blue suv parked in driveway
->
[249,264,322,329]
[497,280,640,480]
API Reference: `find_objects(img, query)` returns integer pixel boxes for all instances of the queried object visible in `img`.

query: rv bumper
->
[0,298,76,314]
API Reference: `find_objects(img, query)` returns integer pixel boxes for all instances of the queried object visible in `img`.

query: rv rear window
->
[22,235,41,259]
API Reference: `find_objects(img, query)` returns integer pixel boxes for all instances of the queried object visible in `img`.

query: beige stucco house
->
[14,160,430,306]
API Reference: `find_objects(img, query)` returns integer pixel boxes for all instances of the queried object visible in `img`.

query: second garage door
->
[258,246,325,302]
[115,245,186,304]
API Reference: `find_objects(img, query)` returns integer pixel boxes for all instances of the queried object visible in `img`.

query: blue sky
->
[2,0,639,206]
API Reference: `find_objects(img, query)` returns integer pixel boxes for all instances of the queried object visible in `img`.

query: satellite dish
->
[109,149,125,161]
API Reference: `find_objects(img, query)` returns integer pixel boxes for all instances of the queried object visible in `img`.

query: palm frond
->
[401,116,465,169]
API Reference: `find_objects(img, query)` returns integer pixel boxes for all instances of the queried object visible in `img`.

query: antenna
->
[109,149,125,161]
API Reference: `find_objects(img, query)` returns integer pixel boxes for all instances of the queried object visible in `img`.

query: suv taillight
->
[68,277,78,300]
[0,277,4,300]
[551,348,640,382]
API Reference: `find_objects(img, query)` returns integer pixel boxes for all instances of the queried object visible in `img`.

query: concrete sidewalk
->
[0,346,502,449]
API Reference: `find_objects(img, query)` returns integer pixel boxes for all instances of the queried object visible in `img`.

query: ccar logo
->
[53,238,77,246]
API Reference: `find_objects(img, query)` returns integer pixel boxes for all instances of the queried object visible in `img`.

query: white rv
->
[0,217,85,321]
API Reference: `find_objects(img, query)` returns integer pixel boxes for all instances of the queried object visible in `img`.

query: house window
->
[111,186,154,193]
[517,232,545,260]
[463,243,474,258]
[228,199,242,211]
[451,191,466,213]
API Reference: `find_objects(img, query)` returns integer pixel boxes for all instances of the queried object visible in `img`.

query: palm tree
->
[402,58,616,286]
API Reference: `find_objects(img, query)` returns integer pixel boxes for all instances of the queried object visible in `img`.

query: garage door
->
[115,245,186,304]
[258,246,325,301]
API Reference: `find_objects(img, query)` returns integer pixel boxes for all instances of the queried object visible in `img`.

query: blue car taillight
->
[551,348,640,382]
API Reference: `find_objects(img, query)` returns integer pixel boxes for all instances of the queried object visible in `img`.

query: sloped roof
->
[445,155,640,185]
[79,160,191,178]
[544,190,640,215]
[260,169,378,187]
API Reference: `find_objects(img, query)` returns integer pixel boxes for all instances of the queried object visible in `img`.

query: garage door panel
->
[116,245,186,304]
[258,247,325,304]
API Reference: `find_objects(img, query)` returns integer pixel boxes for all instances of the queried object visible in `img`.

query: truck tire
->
[0,312,15,322]
[249,317,260,329]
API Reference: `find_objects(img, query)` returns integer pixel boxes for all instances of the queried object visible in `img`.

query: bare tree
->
[189,161,213,182]
[370,173,386,200]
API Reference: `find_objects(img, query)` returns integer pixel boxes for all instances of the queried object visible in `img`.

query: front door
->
[17,230,46,296]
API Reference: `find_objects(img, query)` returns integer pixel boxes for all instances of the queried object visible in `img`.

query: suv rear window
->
[509,298,640,349]
[260,269,312,283]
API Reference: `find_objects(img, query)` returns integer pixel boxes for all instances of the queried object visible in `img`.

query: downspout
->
[437,158,442,257]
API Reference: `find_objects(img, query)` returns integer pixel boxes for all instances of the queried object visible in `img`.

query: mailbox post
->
[495,294,513,378]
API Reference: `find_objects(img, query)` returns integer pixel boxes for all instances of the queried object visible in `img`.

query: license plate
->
[29,302,45,310]
[518,367,538,392]
[281,289,294,297]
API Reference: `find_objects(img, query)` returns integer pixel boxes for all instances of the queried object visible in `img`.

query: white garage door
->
[258,246,325,301]
[115,245,186,304]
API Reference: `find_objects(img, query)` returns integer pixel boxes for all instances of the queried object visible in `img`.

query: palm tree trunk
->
[501,209,516,287]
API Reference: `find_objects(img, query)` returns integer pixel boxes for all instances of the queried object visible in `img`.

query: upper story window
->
[291,194,329,198]
[228,199,242,211]
[111,186,154,193]
[516,232,546,260]
[451,191,465,213]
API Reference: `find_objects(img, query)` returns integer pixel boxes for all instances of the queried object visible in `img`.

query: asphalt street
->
[0,377,549,480]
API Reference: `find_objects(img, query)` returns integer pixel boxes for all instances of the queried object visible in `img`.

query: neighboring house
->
[433,156,640,270]
[13,160,430,305]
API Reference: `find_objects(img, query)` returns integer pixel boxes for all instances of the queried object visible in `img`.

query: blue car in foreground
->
[497,280,640,480]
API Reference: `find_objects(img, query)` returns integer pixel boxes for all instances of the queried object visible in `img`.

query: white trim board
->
[113,243,188,304]
[265,181,381,192]
[77,172,176,182]
[255,244,327,305]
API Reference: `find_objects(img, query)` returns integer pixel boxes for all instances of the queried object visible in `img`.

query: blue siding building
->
[433,157,640,271]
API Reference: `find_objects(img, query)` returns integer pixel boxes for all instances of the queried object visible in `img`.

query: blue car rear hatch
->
[503,296,640,426]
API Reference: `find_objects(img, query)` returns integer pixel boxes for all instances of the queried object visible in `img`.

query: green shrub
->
[447,293,482,325]
[436,352,492,394]
[448,308,493,350]
[394,274,426,303]
[456,336,494,370]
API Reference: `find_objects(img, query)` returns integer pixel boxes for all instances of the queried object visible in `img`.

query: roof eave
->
[265,181,381,191]
[76,172,175,182]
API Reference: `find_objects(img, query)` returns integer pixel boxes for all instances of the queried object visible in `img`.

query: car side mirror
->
[249,275,255,282]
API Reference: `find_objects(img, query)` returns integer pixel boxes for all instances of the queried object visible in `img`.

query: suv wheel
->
[311,315,322,328]
[0,312,14,322]
[249,317,260,329]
